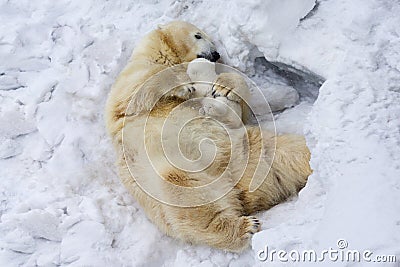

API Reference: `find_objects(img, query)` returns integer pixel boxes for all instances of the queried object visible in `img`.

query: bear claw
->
[243,216,261,236]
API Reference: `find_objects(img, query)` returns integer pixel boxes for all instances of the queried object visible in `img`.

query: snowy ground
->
[1,0,400,266]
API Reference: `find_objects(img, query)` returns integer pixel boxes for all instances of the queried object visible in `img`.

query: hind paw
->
[242,216,261,236]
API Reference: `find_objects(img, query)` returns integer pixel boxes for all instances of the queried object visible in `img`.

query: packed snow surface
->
[1,0,399,266]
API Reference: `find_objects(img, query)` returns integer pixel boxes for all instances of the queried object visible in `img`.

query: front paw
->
[170,84,196,100]
[210,84,241,103]
[209,73,249,104]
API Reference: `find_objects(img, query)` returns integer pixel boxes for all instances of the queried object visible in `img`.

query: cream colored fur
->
[105,21,312,252]
[187,59,247,127]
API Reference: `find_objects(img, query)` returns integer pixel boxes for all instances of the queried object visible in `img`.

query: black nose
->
[210,51,220,62]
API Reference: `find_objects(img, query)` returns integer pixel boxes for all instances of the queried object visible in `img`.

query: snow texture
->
[1,0,400,266]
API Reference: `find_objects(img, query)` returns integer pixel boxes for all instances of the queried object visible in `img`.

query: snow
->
[1,0,400,266]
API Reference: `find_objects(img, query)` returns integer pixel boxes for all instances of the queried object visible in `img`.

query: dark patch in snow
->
[254,57,325,102]
[300,1,320,22]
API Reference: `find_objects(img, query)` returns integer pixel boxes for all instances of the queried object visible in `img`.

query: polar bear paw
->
[199,99,223,117]
[210,73,249,105]
[230,215,261,251]
[199,97,243,128]
[170,84,196,100]
[242,216,261,236]
[211,83,242,103]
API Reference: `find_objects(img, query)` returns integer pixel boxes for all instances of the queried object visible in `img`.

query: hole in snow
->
[253,57,324,102]
[249,57,325,134]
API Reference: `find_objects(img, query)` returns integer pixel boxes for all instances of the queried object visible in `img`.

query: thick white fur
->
[187,59,245,127]
[105,21,312,252]
[187,58,217,98]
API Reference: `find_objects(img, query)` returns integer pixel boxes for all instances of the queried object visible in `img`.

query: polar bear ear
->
[157,24,165,30]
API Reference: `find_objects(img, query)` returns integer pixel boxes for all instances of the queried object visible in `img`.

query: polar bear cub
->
[187,58,248,127]
[187,58,217,97]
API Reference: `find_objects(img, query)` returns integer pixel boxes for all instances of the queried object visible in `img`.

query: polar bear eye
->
[194,33,202,39]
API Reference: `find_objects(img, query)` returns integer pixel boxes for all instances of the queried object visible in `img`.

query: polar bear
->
[187,58,248,127]
[187,58,217,98]
[105,21,312,252]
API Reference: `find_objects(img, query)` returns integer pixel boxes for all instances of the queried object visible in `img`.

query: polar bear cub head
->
[157,21,220,63]
[187,58,217,82]
[187,58,217,97]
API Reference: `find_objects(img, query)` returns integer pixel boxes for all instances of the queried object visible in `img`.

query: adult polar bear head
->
[133,21,220,65]
[106,21,220,140]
